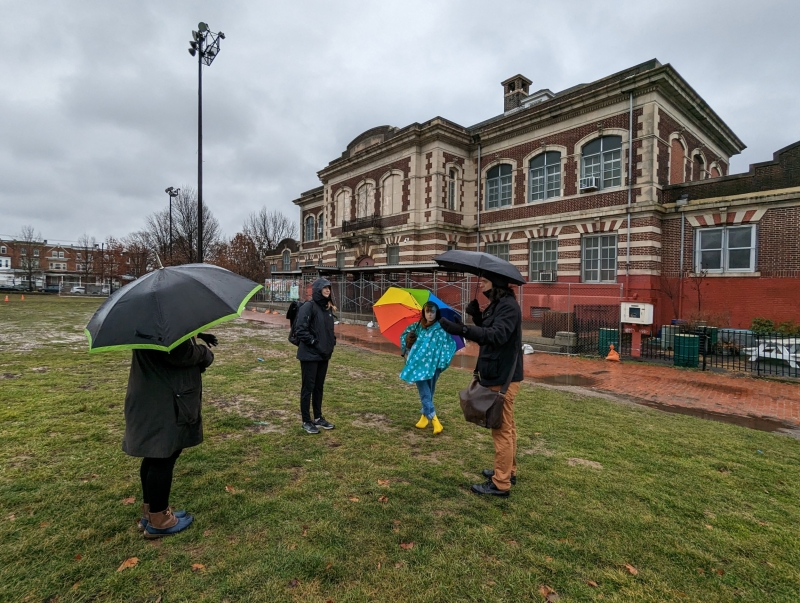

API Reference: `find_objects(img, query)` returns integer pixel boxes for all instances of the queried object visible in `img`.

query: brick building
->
[292,59,799,328]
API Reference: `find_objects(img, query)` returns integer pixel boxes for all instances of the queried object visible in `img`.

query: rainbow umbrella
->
[373,287,465,350]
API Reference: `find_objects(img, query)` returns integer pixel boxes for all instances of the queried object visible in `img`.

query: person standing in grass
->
[123,333,216,538]
[294,277,337,434]
[399,302,457,435]
[440,274,522,497]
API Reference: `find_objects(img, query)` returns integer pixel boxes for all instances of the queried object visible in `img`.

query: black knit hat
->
[486,273,511,289]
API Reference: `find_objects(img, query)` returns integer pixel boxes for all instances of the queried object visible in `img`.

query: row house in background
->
[0,238,133,291]
[293,59,799,328]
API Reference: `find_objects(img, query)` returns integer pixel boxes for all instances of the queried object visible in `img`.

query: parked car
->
[41,285,60,294]
[70,286,86,294]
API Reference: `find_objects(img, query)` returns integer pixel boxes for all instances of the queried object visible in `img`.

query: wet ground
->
[243,310,800,437]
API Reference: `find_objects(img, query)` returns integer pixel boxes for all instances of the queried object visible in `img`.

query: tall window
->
[695,226,756,273]
[529,152,561,201]
[582,235,617,282]
[387,245,400,265]
[448,169,457,210]
[317,213,324,239]
[356,183,374,218]
[34,249,39,257]
[529,239,558,280]
[582,136,622,189]
[485,242,509,261]
[486,164,512,209]
[282,250,291,271]
[0,246,6,254]
[336,251,346,269]
[305,216,315,242]
[670,139,685,184]
[692,154,705,181]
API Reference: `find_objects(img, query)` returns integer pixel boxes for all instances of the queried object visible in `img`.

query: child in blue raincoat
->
[399,302,457,434]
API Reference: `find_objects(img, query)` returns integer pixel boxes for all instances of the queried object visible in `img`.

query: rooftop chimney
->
[501,74,532,112]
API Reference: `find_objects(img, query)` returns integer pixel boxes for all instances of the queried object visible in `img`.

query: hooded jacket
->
[399,319,457,383]
[462,293,523,387]
[295,277,337,362]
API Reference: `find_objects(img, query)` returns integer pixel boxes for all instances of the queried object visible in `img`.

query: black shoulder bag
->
[459,325,521,430]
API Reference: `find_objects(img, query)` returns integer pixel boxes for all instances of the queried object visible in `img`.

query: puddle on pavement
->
[536,374,596,387]
[637,400,797,434]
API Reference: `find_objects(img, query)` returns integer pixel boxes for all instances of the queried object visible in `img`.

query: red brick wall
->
[758,206,800,274]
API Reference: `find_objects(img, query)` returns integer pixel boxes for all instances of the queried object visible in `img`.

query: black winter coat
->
[122,339,214,458]
[463,294,523,387]
[295,278,337,362]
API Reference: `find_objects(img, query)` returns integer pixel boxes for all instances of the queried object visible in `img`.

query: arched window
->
[282,250,291,271]
[317,212,324,239]
[581,136,622,189]
[486,164,512,209]
[356,182,375,218]
[448,169,457,210]
[529,151,561,201]
[381,172,403,215]
[692,154,705,181]
[710,165,721,178]
[305,215,315,242]
[670,139,686,184]
[335,189,351,225]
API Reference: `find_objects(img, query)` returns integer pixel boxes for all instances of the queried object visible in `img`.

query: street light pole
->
[165,187,180,260]
[188,22,225,264]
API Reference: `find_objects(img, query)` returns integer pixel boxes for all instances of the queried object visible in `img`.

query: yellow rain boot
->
[432,415,443,435]
[415,415,429,429]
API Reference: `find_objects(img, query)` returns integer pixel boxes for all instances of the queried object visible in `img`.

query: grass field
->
[1,296,800,602]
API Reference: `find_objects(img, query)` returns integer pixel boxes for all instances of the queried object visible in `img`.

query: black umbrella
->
[85,264,263,353]
[433,250,526,285]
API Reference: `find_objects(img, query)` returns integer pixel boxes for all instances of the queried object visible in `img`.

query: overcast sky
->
[2,0,798,244]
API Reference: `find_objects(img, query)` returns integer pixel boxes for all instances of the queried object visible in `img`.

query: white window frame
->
[695,225,756,273]
[0,246,5,254]
[317,213,324,240]
[529,238,558,280]
[33,249,39,257]
[582,234,617,283]
[486,165,512,209]
[485,242,510,261]
[529,152,561,202]
[282,250,291,271]
[305,216,315,242]
[386,245,400,265]
[581,136,622,190]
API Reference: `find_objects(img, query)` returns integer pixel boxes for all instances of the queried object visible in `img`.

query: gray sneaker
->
[302,421,320,434]
[314,417,335,430]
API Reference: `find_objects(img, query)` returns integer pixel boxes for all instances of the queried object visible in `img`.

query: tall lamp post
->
[164,187,180,259]
[188,22,225,264]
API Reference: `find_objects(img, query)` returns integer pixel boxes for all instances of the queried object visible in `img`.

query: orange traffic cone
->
[605,343,620,362]
[20,295,24,301]
[3,295,8,302]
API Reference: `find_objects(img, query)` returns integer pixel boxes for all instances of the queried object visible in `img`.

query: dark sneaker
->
[302,422,320,434]
[471,480,510,497]
[482,469,516,485]
[314,417,335,430]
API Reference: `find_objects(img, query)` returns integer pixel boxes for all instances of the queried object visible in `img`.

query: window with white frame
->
[486,164,513,209]
[282,250,291,271]
[336,251,346,269]
[33,249,39,257]
[448,169,457,210]
[529,239,558,280]
[582,235,617,282]
[485,242,509,261]
[581,136,622,189]
[695,225,756,273]
[386,245,400,265]
[76,263,83,271]
[0,246,5,254]
[529,152,561,201]
[21,248,27,255]
[305,216,315,242]
[317,213,323,239]
[59,251,65,258]
[77,252,82,259]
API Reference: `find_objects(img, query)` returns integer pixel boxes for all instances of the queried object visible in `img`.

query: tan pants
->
[488,381,521,491]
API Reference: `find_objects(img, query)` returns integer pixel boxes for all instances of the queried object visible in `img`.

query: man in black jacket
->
[294,277,337,434]
[440,274,523,497]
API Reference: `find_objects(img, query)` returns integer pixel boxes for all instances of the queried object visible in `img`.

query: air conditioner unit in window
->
[580,176,600,191]
[538,271,555,282]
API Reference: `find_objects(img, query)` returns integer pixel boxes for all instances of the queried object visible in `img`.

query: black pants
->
[300,359,329,423]
[140,449,182,513]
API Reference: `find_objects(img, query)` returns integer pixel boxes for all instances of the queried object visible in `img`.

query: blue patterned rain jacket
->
[399,321,457,383]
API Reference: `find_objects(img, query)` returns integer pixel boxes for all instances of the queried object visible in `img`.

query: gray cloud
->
[2,0,799,243]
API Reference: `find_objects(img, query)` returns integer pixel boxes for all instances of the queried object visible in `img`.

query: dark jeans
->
[300,359,329,423]
[140,449,182,513]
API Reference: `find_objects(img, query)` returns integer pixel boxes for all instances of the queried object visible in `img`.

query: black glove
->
[405,331,417,349]
[465,299,481,318]
[439,317,462,335]
[197,332,218,347]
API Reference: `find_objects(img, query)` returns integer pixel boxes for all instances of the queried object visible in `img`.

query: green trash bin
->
[674,334,699,368]
[706,327,718,350]
[598,328,619,356]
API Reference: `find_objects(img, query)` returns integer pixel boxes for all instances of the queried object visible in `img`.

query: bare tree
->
[659,274,681,320]
[688,269,708,313]
[243,208,298,258]
[213,233,267,282]
[123,231,152,278]
[16,225,42,291]
[76,233,97,285]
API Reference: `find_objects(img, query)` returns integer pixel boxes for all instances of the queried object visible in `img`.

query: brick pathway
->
[242,309,800,428]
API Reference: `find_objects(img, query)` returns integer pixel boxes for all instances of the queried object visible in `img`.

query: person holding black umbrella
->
[438,262,523,497]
